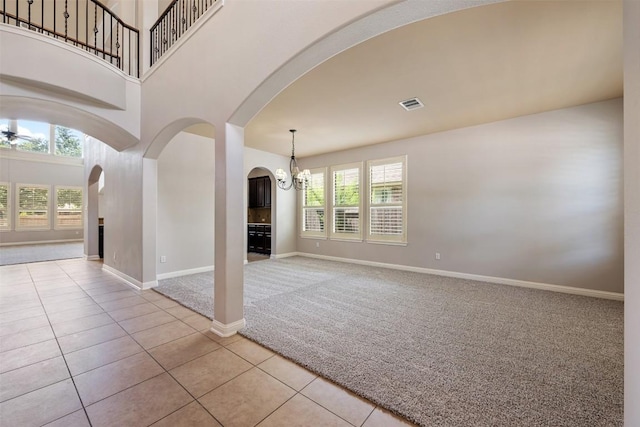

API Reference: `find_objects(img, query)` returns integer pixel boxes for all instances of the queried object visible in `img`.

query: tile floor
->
[0,259,414,427]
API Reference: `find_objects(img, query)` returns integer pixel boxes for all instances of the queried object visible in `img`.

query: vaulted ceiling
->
[243,0,623,158]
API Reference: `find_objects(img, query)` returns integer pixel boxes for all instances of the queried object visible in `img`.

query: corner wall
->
[297,99,624,293]
[624,0,640,424]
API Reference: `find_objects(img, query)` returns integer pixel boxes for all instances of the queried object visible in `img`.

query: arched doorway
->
[143,119,216,280]
[247,167,275,262]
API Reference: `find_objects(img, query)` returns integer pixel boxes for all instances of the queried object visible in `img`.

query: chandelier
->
[275,129,311,191]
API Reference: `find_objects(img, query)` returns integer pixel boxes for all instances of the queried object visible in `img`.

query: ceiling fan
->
[0,120,38,146]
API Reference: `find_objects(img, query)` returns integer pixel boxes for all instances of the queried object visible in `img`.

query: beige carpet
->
[155,256,623,427]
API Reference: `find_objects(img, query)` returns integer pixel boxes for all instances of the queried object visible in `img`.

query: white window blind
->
[332,164,362,240]
[301,169,326,237]
[17,184,50,230]
[0,183,9,230]
[55,187,83,229]
[368,157,407,243]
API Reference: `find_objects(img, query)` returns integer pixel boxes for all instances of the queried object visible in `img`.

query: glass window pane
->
[15,120,50,153]
[0,184,8,229]
[0,119,11,149]
[55,126,84,157]
[56,188,83,228]
[18,186,49,229]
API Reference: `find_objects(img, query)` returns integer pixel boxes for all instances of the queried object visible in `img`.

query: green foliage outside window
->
[55,126,82,157]
[19,187,48,210]
[17,137,49,154]
[0,185,7,227]
[57,188,82,208]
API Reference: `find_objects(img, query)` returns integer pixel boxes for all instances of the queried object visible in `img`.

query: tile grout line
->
[24,261,95,427]
[3,261,393,427]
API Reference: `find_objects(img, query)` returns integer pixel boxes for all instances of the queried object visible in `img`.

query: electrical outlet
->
[316,242,320,248]
[160,256,167,263]
[435,252,441,260]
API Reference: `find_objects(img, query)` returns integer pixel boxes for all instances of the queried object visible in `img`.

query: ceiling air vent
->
[399,97,424,111]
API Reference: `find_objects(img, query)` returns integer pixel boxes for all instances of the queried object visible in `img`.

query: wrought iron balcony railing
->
[1,0,139,78]
[150,0,218,67]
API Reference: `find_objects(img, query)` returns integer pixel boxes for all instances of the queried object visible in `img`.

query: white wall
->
[298,99,623,293]
[157,132,215,276]
[0,151,84,245]
[624,0,640,424]
[83,137,143,283]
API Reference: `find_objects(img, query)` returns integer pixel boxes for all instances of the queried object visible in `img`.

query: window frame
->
[330,162,363,241]
[300,167,328,239]
[54,186,83,230]
[366,156,408,245]
[0,182,11,231]
[15,183,51,231]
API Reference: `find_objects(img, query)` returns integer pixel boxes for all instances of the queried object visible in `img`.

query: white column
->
[624,1,640,425]
[211,123,245,336]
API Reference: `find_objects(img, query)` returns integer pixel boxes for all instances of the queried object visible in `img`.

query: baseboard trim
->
[141,280,158,290]
[157,265,214,280]
[84,255,101,261]
[210,318,246,337]
[271,252,299,259]
[0,239,83,247]
[102,264,145,290]
[296,252,624,301]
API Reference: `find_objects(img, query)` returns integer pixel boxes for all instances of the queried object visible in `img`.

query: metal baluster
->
[101,7,105,59]
[85,0,88,50]
[110,14,113,64]
[93,3,97,56]
[76,0,78,46]
[136,30,139,77]
[16,0,18,26]
[27,0,32,29]
[53,0,55,36]
[116,23,120,70]
[64,0,68,41]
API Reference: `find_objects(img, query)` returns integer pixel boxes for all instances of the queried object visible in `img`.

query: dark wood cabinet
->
[248,224,271,254]
[248,176,271,208]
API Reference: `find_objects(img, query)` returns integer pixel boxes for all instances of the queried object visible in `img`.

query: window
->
[55,126,83,158]
[367,156,407,244]
[0,119,85,158]
[16,184,50,230]
[301,168,326,238]
[0,183,9,231]
[0,120,11,149]
[55,186,83,229]
[331,163,362,240]
[15,120,50,154]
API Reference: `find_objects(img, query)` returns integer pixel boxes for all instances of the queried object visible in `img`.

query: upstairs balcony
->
[0,0,139,77]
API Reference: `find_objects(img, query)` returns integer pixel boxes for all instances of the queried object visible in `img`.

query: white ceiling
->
[243,0,622,158]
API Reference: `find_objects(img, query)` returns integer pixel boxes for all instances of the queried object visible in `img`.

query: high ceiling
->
[243,0,622,158]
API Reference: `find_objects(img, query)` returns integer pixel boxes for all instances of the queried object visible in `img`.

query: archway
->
[155,123,216,278]
[246,167,275,262]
